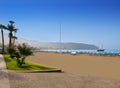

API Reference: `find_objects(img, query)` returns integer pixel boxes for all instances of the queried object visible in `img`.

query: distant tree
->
[0,24,7,53]
[6,21,18,47]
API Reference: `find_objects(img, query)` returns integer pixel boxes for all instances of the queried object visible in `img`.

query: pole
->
[60,24,61,43]
[59,24,62,53]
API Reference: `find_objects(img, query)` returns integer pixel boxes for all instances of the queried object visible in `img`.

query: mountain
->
[30,42,98,50]
[0,33,98,50]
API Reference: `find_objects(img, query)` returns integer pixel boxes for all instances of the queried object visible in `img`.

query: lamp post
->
[59,24,62,53]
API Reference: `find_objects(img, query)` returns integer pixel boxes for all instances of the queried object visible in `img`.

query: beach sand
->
[26,52,120,80]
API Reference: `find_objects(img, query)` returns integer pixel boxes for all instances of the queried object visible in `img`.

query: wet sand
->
[26,52,120,80]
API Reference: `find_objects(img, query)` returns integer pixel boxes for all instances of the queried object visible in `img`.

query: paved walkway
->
[0,55,10,88]
[8,72,120,88]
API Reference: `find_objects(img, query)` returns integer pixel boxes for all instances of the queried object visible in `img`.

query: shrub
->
[7,46,17,58]
[17,44,32,57]
[7,43,32,66]
[17,44,32,66]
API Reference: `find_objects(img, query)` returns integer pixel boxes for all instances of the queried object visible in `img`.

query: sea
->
[41,49,120,55]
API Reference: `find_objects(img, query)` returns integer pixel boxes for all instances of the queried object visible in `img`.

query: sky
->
[0,0,120,49]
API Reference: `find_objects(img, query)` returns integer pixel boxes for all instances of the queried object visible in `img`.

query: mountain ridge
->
[0,33,98,50]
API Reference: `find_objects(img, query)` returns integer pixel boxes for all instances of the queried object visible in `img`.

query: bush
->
[16,57,25,66]
[7,46,17,58]
[17,44,32,66]
[7,43,32,66]
[17,44,32,57]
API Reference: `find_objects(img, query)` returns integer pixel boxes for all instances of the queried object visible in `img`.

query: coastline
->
[27,52,120,80]
[33,49,120,56]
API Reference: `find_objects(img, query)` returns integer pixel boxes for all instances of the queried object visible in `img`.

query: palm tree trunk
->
[9,32,12,47]
[1,29,4,54]
[13,38,16,46]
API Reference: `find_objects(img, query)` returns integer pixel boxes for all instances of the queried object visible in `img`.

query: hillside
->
[0,33,98,50]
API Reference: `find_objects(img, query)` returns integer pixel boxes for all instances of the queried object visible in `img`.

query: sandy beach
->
[7,52,120,88]
[27,52,120,80]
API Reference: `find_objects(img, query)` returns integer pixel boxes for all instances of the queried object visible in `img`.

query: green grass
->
[3,54,55,71]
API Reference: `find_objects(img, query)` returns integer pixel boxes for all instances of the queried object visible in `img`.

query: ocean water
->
[43,49,120,55]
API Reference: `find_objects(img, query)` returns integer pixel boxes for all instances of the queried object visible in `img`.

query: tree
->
[17,44,32,66]
[6,21,18,47]
[12,35,17,46]
[7,46,17,58]
[7,43,32,66]
[0,24,6,54]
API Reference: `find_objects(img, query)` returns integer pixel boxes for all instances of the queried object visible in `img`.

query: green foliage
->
[1,21,33,67]
[6,20,18,47]
[6,43,33,66]
[3,54,55,71]
[16,57,25,67]
[7,46,17,58]
[17,44,32,57]
[16,44,33,66]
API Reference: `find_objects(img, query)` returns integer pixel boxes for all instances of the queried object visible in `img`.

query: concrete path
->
[0,55,10,88]
[8,72,120,88]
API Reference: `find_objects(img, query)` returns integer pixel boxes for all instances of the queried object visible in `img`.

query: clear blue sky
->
[0,0,120,49]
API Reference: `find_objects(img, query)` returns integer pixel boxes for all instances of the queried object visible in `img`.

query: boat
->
[97,49,105,52]
[97,45,105,52]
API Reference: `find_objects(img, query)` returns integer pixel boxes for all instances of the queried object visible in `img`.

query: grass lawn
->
[3,54,55,71]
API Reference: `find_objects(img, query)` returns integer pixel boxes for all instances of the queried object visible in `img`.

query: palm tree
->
[6,21,17,47]
[12,35,17,46]
[0,24,6,53]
